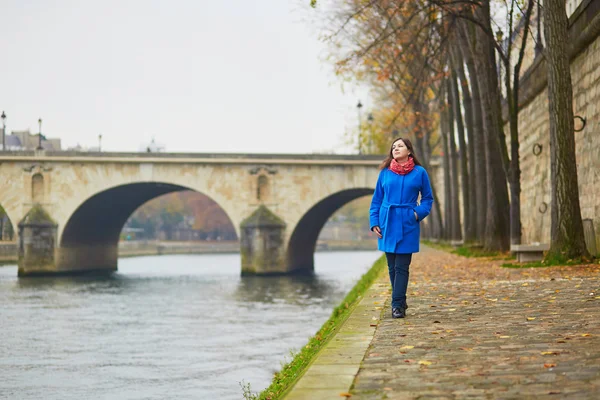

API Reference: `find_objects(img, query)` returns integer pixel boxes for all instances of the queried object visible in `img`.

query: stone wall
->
[0,242,17,264]
[515,23,600,254]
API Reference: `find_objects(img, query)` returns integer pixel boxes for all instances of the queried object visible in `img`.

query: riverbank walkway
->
[284,245,600,399]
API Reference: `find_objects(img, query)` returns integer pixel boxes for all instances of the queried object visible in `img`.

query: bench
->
[510,243,550,262]
[450,240,464,248]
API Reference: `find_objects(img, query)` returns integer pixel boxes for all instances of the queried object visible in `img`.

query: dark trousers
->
[385,252,413,309]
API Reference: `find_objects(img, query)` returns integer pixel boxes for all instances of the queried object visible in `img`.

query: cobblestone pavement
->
[351,245,600,400]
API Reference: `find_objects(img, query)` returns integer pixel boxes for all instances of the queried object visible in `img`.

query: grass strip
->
[422,239,512,260]
[243,254,387,400]
[502,255,598,268]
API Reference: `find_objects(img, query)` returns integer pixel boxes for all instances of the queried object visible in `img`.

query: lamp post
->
[1,111,6,151]
[356,100,363,154]
[37,118,43,150]
[98,134,102,152]
[496,29,504,84]
[535,0,543,56]
[367,113,374,153]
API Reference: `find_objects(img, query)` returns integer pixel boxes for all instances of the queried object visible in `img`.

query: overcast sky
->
[1,0,371,154]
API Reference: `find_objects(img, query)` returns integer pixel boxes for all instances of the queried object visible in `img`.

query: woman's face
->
[391,140,410,161]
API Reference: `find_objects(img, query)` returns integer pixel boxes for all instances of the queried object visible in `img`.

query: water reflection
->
[13,272,140,296]
[235,274,335,305]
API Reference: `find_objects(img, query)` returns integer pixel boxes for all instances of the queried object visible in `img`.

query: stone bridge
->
[0,151,381,276]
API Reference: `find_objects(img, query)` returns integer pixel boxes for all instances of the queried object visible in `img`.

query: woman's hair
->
[379,137,422,170]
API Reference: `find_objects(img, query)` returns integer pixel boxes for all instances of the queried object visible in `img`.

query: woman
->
[369,137,433,318]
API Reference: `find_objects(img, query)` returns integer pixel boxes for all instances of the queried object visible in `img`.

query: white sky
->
[1,0,372,154]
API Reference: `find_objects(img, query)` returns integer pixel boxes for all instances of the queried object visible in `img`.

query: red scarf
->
[389,157,415,175]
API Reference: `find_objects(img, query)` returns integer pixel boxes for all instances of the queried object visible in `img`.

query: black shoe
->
[392,307,406,319]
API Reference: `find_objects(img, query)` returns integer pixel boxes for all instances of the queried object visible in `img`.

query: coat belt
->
[381,202,417,250]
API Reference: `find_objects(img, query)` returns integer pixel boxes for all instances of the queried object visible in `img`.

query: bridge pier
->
[17,205,58,276]
[240,205,288,275]
[17,204,117,276]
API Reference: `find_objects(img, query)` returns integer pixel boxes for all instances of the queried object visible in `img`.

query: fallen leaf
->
[582,333,592,337]
[339,392,352,398]
[400,345,414,350]
[499,336,511,338]
[527,317,536,321]
[544,363,556,368]
[418,360,432,366]
[459,347,473,351]
[433,321,441,323]
[541,351,560,355]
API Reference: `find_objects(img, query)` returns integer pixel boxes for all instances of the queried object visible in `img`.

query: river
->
[0,250,380,400]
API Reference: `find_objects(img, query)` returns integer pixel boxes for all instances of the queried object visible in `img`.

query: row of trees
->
[315,0,590,260]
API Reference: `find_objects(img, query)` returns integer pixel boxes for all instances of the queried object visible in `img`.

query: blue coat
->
[369,165,434,254]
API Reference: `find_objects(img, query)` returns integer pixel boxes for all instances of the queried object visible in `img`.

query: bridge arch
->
[58,182,238,273]
[0,202,16,241]
[286,188,374,273]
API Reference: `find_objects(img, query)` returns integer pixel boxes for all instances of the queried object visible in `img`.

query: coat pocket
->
[378,206,389,233]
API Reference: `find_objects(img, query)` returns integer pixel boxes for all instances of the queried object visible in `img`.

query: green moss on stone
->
[19,204,57,226]
[241,205,286,228]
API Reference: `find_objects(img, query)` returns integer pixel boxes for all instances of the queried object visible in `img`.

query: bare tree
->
[542,0,590,260]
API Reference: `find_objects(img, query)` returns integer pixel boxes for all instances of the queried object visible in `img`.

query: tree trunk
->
[446,80,462,241]
[425,127,445,239]
[543,0,590,260]
[441,92,452,241]
[450,65,470,241]
[505,0,535,246]
[474,1,510,252]
[454,48,477,243]
[459,20,488,241]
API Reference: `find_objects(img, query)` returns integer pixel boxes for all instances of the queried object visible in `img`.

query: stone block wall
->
[516,33,600,253]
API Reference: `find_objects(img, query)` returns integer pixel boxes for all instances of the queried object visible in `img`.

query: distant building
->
[66,144,101,152]
[2,130,61,151]
[139,138,165,153]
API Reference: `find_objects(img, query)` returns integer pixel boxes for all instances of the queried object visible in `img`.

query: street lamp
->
[356,100,363,154]
[37,118,43,150]
[367,113,374,153]
[98,134,103,152]
[535,1,543,56]
[496,29,504,82]
[1,111,6,151]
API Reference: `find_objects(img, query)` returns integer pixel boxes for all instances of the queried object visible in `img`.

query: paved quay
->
[284,245,600,400]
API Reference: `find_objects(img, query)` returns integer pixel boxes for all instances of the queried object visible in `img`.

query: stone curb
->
[283,271,390,400]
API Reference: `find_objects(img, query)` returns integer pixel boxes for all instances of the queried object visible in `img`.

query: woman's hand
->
[414,211,418,221]
[371,226,382,239]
